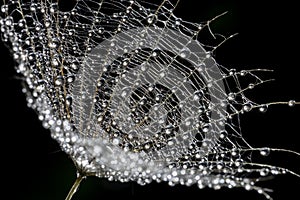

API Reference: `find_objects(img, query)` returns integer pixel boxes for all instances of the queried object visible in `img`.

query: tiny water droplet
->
[219,131,228,139]
[55,76,64,86]
[70,63,78,70]
[243,103,252,112]
[259,104,268,113]
[112,138,120,145]
[248,83,255,89]
[288,100,296,107]
[180,48,191,58]
[1,5,8,13]
[48,42,57,48]
[52,59,59,67]
[147,14,157,24]
[245,184,252,191]
[229,69,236,75]
[240,70,248,76]
[5,17,13,26]
[18,19,25,27]
[193,94,199,101]
[227,93,236,101]
[260,148,270,156]
[260,168,269,176]
[67,75,75,83]
[66,95,72,106]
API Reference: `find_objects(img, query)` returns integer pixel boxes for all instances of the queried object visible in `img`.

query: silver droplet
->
[54,76,64,86]
[147,14,157,24]
[67,75,75,83]
[227,93,236,101]
[260,168,269,176]
[259,104,268,113]
[240,70,248,76]
[180,48,191,58]
[243,103,252,112]
[248,83,255,89]
[288,100,296,107]
[260,148,270,156]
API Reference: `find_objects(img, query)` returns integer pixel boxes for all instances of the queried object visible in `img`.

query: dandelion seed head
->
[1,0,299,199]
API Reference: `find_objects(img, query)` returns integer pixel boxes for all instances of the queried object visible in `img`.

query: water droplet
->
[97,116,103,122]
[1,5,8,13]
[52,59,59,67]
[25,39,30,45]
[243,103,252,112]
[240,70,248,76]
[260,148,270,156]
[155,94,163,102]
[259,104,268,113]
[50,7,55,13]
[248,83,255,89]
[234,159,242,167]
[288,100,296,107]
[48,42,57,49]
[229,69,236,75]
[55,76,64,86]
[121,91,127,97]
[260,168,269,176]
[205,53,211,58]
[141,64,147,72]
[147,14,157,24]
[18,19,25,27]
[67,75,75,83]
[175,18,182,26]
[159,72,165,77]
[126,6,132,14]
[152,51,158,57]
[122,61,128,66]
[5,17,13,26]
[227,93,236,101]
[66,95,72,106]
[139,98,146,105]
[44,20,51,27]
[180,48,191,58]
[185,119,191,126]
[18,63,26,73]
[231,149,238,157]
[110,41,116,47]
[219,131,228,139]
[71,63,79,70]
[112,138,120,145]
[35,24,42,31]
[193,94,199,101]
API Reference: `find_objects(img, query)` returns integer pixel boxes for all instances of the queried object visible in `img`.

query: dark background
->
[1,1,300,199]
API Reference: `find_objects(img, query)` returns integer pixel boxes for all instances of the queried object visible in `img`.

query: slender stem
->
[65,173,85,200]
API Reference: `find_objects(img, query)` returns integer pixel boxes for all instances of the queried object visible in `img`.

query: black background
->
[1,1,300,199]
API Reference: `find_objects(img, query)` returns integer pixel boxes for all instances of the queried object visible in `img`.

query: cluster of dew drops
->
[0,1,299,200]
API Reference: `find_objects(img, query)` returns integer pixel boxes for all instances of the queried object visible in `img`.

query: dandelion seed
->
[1,1,299,200]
